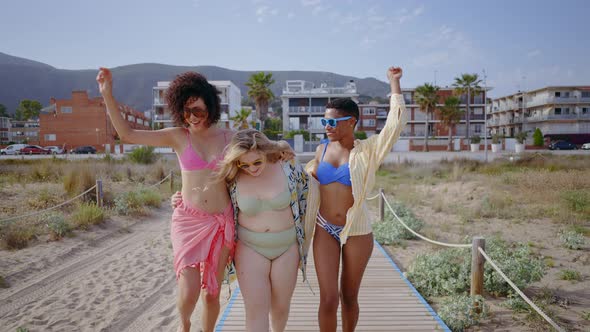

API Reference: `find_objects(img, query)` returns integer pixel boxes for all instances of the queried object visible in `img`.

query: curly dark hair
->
[166,72,221,127]
[326,98,359,121]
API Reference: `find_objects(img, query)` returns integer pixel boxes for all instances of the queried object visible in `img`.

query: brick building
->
[39,91,150,152]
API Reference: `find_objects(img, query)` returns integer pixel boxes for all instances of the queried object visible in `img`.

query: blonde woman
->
[173,129,308,332]
[97,68,234,332]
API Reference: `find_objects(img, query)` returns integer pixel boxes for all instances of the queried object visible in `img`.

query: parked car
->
[45,145,65,154]
[70,146,97,154]
[582,143,590,150]
[548,141,577,150]
[20,145,51,155]
[0,144,27,155]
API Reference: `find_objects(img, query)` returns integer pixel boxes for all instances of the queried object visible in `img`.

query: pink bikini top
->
[178,129,228,171]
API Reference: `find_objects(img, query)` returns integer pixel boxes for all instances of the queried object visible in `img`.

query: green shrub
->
[407,238,545,297]
[71,202,105,230]
[533,128,544,146]
[44,212,72,240]
[373,203,424,245]
[560,230,585,250]
[0,222,37,249]
[406,248,470,297]
[354,131,367,140]
[438,294,488,332]
[559,269,581,281]
[515,131,528,144]
[284,130,310,141]
[16,327,30,332]
[470,136,481,144]
[137,188,162,208]
[114,190,144,215]
[502,292,529,313]
[582,311,590,321]
[128,146,157,164]
[561,190,590,213]
[27,187,62,209]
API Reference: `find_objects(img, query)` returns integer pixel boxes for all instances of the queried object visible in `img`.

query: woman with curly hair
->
[97,68,234,332]
[173,129,309,332]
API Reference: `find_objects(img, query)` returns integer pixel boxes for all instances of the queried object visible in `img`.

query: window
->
[555,107,562,115]
[136,118,142,124]
[403,92,412,104]
[582,108,589,114]
[61,106,72,113]
[363,108,375,115]
[474,124,482,133]
[362,119,375,127]
[563,108,570,114]
[564,92,570,98]
[129,115,135,122]
[582,92,590,98]
[555,92,561,97]
[45,134,56,141]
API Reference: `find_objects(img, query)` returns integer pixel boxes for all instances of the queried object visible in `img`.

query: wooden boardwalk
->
[216,242,449,331]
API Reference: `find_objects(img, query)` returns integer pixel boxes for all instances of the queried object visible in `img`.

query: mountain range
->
[0,52,390,114]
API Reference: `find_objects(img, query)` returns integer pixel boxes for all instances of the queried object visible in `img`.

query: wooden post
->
[470,236,486,296]
[169,171,174,192]
[379,188,385,222]
[96,179,103,207]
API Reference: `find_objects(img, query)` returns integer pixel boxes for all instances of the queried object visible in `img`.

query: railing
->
[288,106,325,114]
[526,113,590,122]
[0,172,175,224]
[366,190,565,332]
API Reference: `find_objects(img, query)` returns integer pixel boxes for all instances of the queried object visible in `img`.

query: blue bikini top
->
[316,139,352,187]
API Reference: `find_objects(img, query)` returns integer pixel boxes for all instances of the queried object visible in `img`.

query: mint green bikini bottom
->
[237,225,297,260]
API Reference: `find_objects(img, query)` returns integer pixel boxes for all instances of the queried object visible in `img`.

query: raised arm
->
[370,66,407,164]
[97,68,180,148]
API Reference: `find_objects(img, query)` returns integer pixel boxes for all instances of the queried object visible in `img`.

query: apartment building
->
[152,80,241,129]
[8,119,40,144]
[39,91,150,152]
[281,80,359,136]
[0,117,12,144]
[487,86,590,143]
[358,88,490,150]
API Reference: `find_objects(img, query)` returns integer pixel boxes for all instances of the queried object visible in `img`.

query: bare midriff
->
[318,182,354,226]
[181,169,230,214]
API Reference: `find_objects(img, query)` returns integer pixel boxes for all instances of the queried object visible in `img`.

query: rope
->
[478,248,565,332]
[148,173,171,188]
[366,193,381,200]
[0,185,97,223]
[381,192,471,248]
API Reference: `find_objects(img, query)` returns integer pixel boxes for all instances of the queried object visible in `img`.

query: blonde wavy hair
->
[213,129,295,184]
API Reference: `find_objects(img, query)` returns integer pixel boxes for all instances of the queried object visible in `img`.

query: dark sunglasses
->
[184,107,208,119]
[320,116,352,128]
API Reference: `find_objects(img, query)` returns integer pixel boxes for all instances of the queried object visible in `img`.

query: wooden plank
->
[216,243,449,332]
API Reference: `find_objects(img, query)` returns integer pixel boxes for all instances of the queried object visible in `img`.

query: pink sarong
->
[171,199,235,296]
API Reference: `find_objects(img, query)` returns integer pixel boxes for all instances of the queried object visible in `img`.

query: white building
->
[281,80,359,134]
[488,86,590,139]
[152,80,242,129]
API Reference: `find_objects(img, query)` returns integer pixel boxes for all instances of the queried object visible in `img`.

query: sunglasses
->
[184,107,208,119]
[237,159,265,170]
[320,116,352,128]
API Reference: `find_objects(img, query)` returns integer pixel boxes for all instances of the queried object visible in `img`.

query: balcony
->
[288,106,325,114]
[153,98,166,106]
[525,113,590,122]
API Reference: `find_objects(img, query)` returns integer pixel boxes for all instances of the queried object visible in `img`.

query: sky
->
[1,0,589,97]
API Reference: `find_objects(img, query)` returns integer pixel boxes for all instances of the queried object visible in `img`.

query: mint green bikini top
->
[237,182,291,217]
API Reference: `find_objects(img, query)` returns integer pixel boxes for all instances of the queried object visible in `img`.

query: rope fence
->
[372,189,565,332]
[0,172,175,224]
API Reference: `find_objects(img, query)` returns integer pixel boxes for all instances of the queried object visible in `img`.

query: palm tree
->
[439,96,464,151]
[245,72,275,129]
[414,83,440,152]
[452,74,482,143]
[230,108,252,129]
